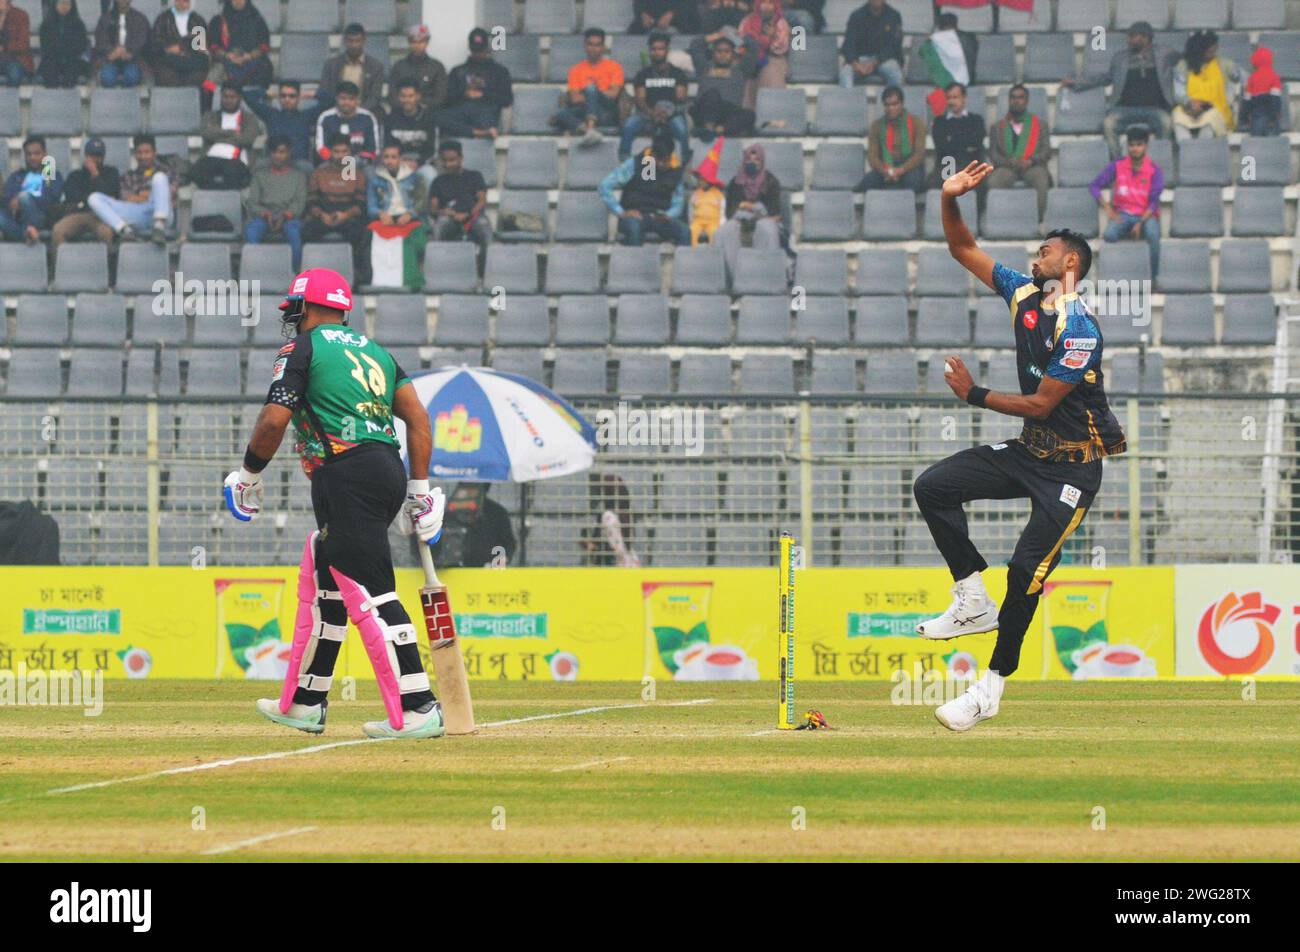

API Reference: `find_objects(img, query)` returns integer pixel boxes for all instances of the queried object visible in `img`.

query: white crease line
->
[200,825,318,856]
[480,698,713,729]
[750,729,780,736]
[552,756,632,773]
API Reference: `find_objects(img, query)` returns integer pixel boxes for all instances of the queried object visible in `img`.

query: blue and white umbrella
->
[393,366,598,483]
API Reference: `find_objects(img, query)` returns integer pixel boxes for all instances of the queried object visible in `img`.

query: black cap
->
[469,27,490,51]
[84,137,106,157]
[1127,20,1154,38]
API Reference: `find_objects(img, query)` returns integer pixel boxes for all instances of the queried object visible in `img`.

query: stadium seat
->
[976,33,1018,83]
[286,0,340,32]
[1174,0,1229,28]
[794,250,849,295]
[5,347,61,396]
[810,352,857,393]
[492,296,550,346]
[823,0,860,32]
[615,294,670,344]
[434,295,489,346]
[124,349,155,395]
[248,295,288,345]
[1079,44,1113,84]
[554,191,609,242]
[278,34,332,82]
[789,35,840,84]
[998,0,1052,31]
[491,347,546,382]
[1057,139,1111,187]
[545,244,601,293]
[607,246,661,293]
[985,351,1019,391]
[1157,241,1212,293]
[13,296,67,345]
[1023,32,1074,83]
[914,298,970,346]
[29,87,81,135]
[608,39,648,84]
[1231,186,1286,236]
[374,295,429,345]
[795,297,851,345]
[974,298,1013,347]
[545,34,587,82]
[865,351,918,393]
[72,294,128,346]
[671,245,727,294]
[495,35,542,83]
[811,142,866,190]
[812,86,869,136]
[1170,186,1225,237]
[525,0,576,33]
[1043,187,1099,239]
[855,296,909,346]
[112,243,167,295]
[675,295,732,345]
[89,88,142,136]
[0,242,47,295]
[552,349,608,394]
[0,88,19,137]
[301,243,353,284]
[1160,295,1216,345]
[677,353,731,394]
[565,139,619,188]
[1058,0,1111,30]
[1178,137,1230,186]
[1116,0,1171,29]
[427,347,480,369]
[131,294,177,346]
[735,296,791,344]
[923,188,975,240]
[555,296,610,344]
[423,243,480,293]
[504,139,560,189]
[459,138,498,186]
[1233,0,1285,29]
[1238,136,1291,186]
[344,0,398,34]
[915,248,970,297]
[739,354,794,394]
[759,140,804,191]
[484,245,540,293]
[861,191,916,240]
[238,243,294,290]
[1221,294,1277,344]
[495,189,550,242]
[616,351,672,395]
[478,0,517,31]
[1053,87,1107,134]
[1217,240,1272,293]
[190,190,243,242]
[733,248,789,293]
[756,88,807,135]
[53,243,109,293]
[185,349,239,396]
[854,249,908,296]
[584,0,634,31]
[1260,32,1300,79]
[178,243,233,286]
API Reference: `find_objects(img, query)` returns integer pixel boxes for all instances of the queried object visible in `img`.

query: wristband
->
[242,447,270,474]
[407,478,430,495]
[966,386,990,408]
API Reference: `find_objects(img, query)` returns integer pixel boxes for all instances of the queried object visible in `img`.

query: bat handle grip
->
[418,540,440,588]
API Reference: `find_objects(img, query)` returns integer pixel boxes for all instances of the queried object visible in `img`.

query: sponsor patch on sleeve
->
[277,341,295,356]
[1062,336,1097,351]
[271,356,288,382]
[1061,350,1091,370]
[1060,484,1081,508]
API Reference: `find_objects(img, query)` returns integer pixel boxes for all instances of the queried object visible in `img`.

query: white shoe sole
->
[255,700,325,734]
[916,607,999,640]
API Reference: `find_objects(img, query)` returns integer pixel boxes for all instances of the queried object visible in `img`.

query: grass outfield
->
[1,680,1298,861]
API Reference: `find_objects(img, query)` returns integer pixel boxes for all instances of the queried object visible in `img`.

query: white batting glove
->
[223,468,264,522]
[400,480,445,543]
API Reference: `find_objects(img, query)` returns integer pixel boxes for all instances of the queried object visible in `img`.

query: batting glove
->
[223,468,264,522]
[400,480,445,543]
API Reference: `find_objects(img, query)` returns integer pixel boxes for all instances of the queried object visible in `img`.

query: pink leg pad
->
[280,532,319,714]
[328,566,405,730]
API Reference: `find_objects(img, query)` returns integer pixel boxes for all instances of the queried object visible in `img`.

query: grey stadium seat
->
[495,189,550,242]
[761,140,805,190]
[1160,295,1216,345]
[914,298,971,346]
[1043,188,1100,239]
[735,296,790,344]
[493,296,550,346]
[1258,32,1300,80]
[131,294,179,346]
[178,242,233,285]
[185,349,240,396]
[484,245,539,293]
[29,87,81,135]
[67,349,124,396]
[1221,294,1277,344]
[89,88,142,135]
[1217,240,1272,293]
[999,0,1052,32]
[977,33,1018,83]
[434,295,489,346]
[811,143,866,191]
[239,243,294,290]
[734,248,789,293]
[607,246,661,294]
[1157,240,1212,293]
[1098,244,1153,286]
[1146,136,1176,185]
[552,349,608,394]
[5,348,61,395]
[73,294,128,345]
[895,0,938,32]
[345,0,399,33]
[1170,187,1225,237]
[675,295,731,345]
[739,354,794,394]
[423,242,479,293]
[677,353,732,394]
[583,0,634,31]
[491,348,546,382]
[756,88,807,135]
[923,188,974,240]
[459,138,498,186]
[1058,0,1111,31]
[1238,136,1291,186]
[278,34,332,83]
[1178,137,1230,186]
[565,139,619,188]
[504,139,560,189]
[545,245,601,293]
[1057,139,1111,187]
[795,297,850,345]
[855,249,908,296]
[671,245,727,294]
[1233,0,1285,30]
[855,296,909,345]
[1231,187,1286,236]
[915,248,970,297]
[190,190,243,241]
[615,294,670,344]
[301,243,353,285]
[865,351,918,393]
[1023,33,1075,83]
[1116,0,1171,29]
[285,0,340,32]
[1174,0,1228,28]
[545,34,587,82]
[495,35,541,83]
[812,86,869,136]
[794,250,849,295]
[0,88,19,137]
[862,191,916,240]
[789,34,841,84]
[374,296,429,345]
[811,352,857,393]
[14,296,68,345]
[616,352,671,395]
[1053,87,1107,135]
[114,243,169,294]
[974,298,1013,347]
[554,191,609,242]
[54,244,109,292]
[555,295,610,344]
[478,0,517,31]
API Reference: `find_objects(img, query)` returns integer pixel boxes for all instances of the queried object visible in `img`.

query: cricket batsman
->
[223,268,448,739]
[914,161,1127,732]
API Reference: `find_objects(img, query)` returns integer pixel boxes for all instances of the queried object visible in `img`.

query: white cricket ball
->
[944,361,954,374]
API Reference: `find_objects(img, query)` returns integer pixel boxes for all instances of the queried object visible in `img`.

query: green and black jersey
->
[265,324,411,477]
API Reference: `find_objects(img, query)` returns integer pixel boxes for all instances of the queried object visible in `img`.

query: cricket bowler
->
[914,161,1127,732]
[223,268,448,739]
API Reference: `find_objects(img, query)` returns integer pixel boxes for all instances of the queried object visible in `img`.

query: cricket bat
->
[418,543,477,735]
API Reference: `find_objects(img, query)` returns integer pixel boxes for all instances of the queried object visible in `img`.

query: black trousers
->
[912,441,1100,676]
[295,443,434,710]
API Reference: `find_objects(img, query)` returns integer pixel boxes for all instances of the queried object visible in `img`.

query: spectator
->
[149,0,208,90]
[551,27,625,147]
[688,30,757,140]
[208,0,271,89]
[388,24,447,112]
[368,143,423,227]
[0,0,34,86]
[600,130,689,247]
[244,135,307,270]
[427,483,517,569]
[87,134,175,245]
[738,0,790,110]
[697,0,750,33]
[93,0,150,87]
[581,474,640,567]
[987,83,1052,220]
[620,33,690,161]
[427,139,490,268]
[840,0,904,90]
[631,0,697,35]
[320,22,385,115]
[918,12,978,114]
[1061,20,1178,157]
[385,82,439,183]
[1242,46,1283,137]
[1,137,63,243]
[190,81,263,190]
[302,133,371,285]
[1173,30,1243,142]
[38,0,91,88]
[688,137,727,245]
[245,81,329,169]
[1091,126,1163,277]
[857,85,926,192]
[315,80,381,165]
[928,82,985,189]
[51,137,118,251]
[366,143,427,289]
[784,0,824,34]
[437,27,513,140]
[714,142,784,281]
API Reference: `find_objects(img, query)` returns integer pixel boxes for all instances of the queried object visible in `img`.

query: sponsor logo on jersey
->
[272,357,287,382]
[1059,483,1081,508]
[277,341,295,356]
[1061,350,1090,370]
[1022,309,1038,329]
[1063,337,1097,351]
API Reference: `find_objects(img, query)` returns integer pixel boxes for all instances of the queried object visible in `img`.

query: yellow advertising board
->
[1,565,1177,682]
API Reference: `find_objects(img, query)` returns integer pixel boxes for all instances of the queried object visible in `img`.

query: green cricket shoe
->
[255,697,328,734]
[362,700,445,739]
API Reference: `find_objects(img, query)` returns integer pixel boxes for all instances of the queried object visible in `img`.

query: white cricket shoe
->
[935,671,1003,732]
[362,700,446,739]
[917,573,998,640]
[256,698,327,734]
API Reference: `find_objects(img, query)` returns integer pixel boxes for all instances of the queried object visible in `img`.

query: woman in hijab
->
[714,142,786,283]
[1172,30,1243,140]
[38,0,90,88]
[150,0,209,88]
[739,0,790,109]
[208,0,271,90]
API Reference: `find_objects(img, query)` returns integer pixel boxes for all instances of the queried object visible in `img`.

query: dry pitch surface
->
[1,680,1298,861]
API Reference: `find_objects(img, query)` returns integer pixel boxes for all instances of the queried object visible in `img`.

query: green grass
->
[1,680,1298,861]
